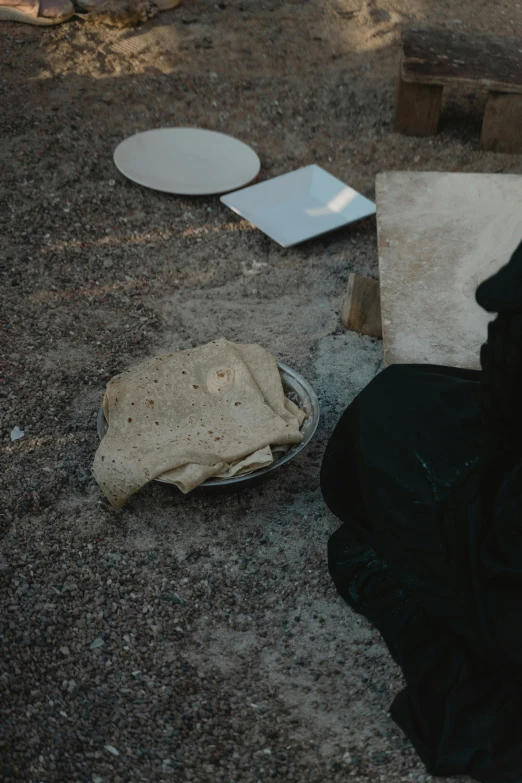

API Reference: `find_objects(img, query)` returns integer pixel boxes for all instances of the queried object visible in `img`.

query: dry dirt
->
[1,1,522,782]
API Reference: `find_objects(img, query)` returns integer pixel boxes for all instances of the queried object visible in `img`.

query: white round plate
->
[113,128,261,196]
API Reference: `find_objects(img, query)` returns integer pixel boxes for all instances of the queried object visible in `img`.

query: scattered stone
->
[104,745,120,756]
[371,751,389,766]
[90,637,105,650]
[10,426,24,441]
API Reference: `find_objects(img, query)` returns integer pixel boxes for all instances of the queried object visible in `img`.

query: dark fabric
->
[322,239,522,783]
[476,240,522,315]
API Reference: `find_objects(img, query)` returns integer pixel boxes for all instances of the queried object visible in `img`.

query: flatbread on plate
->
[93,339,304,506]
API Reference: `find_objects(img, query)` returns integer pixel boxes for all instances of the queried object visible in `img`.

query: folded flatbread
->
[93,339,305,506]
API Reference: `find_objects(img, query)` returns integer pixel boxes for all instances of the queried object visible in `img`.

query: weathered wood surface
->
[341,274,382,339]
[376,172,522,370]
[482,92,522,153]
[395,70,443,135]
[401,26,522,95]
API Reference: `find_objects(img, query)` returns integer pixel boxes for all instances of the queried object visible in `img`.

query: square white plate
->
[220,164,376,247]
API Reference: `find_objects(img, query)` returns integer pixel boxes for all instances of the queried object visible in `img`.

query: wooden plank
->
[395,67,443,135]
[376,171,522,370]
[341,274,382,339]
[482,91,522,153]
[401,26,522,95]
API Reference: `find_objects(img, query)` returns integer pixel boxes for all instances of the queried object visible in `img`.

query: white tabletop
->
[376,171,522,369]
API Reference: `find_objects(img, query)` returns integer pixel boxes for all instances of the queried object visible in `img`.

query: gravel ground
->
[2,1,522,781]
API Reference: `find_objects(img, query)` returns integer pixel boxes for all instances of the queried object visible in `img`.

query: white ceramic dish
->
[221,164,376,247]
[113,128,261,196]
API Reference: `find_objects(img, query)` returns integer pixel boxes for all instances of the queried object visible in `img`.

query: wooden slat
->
[341,274,382,339]
[401,26,522,95]
[395,68,443,135]
[482,92,522,153]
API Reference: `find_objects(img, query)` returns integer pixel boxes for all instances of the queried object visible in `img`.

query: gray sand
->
[2,0,522,780]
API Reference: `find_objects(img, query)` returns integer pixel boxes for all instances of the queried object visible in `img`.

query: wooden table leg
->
[395,66,443,136]
[341,274,382,339]
[482,91,522,153]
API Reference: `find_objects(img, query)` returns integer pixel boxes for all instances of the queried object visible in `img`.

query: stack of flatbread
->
[93,339,306,507]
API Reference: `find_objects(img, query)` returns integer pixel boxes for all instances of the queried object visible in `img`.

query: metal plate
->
[97,361,320,491]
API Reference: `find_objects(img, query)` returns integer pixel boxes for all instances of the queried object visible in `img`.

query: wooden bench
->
[395,26,522,153]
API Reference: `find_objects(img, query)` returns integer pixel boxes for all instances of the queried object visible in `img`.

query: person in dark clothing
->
[321,239,522,783]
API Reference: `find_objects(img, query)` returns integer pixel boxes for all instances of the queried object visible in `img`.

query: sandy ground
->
[2,1,522,781]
